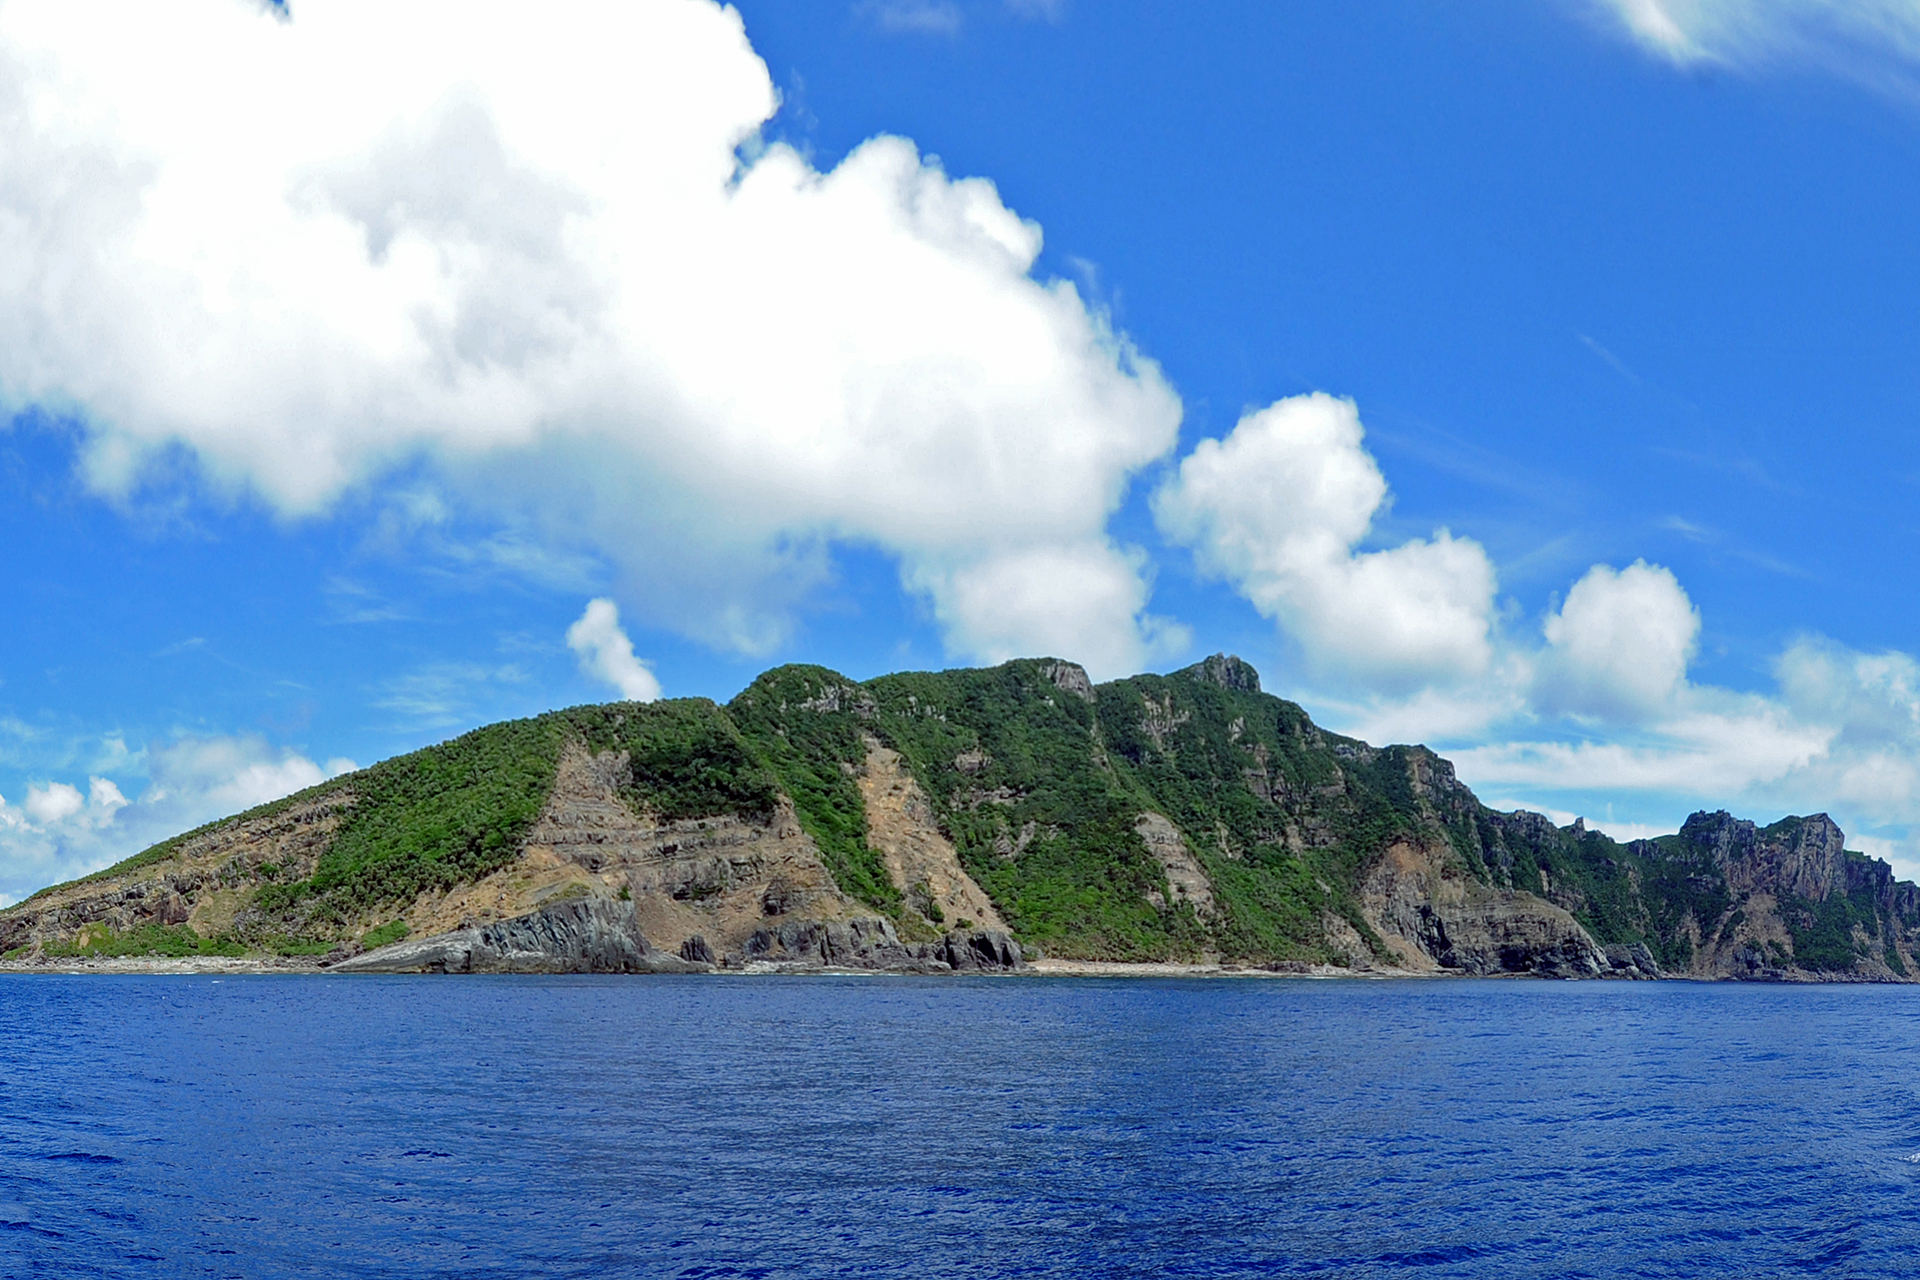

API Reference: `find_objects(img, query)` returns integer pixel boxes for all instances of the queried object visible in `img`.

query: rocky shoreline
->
[4,952,1895,981]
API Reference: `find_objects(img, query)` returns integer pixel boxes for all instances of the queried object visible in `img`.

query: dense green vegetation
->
[362,919,410,949]
[255,716,568,927]
[722,654,1457,963]
[44,923,246,959]
[1085,667,1394,960]
[849,661,1192,959]
[570,700,781,824]
[728,668,899,910]
[1782,885,1877,972]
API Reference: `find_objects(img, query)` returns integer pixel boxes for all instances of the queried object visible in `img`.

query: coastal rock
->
[738,917,1025,973]
[1603,942,1662,979]
[1361,839,1611,977]
[938,929,1023,971]
[330,897,705,975]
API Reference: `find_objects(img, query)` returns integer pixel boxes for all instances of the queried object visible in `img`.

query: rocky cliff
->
[4,654,1915,981]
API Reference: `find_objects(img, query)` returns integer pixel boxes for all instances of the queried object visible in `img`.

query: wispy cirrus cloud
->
[373,662,529,731]
[856,0,964,35]
[1588,0,1920,85]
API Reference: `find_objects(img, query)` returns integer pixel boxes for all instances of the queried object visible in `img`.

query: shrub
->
[362,919,410,949]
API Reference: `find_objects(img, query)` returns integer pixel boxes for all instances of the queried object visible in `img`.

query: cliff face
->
[5,654,1916,980]
[1424,804,1920,981]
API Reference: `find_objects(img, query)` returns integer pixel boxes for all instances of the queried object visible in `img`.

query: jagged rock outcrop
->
[1652,811,1917,981]
[1185,653,1261,694]
[333,901,1025,976]
[1359,839,1615,977]
[1041,661,1095,702]
[737,916,1024,972]
[1682,811,1844,900]
[332,897,703,975]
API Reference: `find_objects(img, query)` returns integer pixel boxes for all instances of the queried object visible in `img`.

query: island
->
[3,655,1913,981]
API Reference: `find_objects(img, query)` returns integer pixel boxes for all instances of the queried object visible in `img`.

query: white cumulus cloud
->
[23,782,83,825]
[0,0,1181,674]
[1154,393,1498,690]
[141,738,349,817]
[566,598,663,703]
[1536,560,1700,721]
[908,542,1188,677]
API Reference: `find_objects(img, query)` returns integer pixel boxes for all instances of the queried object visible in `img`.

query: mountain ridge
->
[5,654,1915,980]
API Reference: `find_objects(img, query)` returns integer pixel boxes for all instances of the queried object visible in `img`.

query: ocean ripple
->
[0,976,1916,1277]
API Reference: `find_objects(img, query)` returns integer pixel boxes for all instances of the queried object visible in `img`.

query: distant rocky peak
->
[1784,813,1844,853]
[1183,653,1261,694]
[1678,809,1755,858]
[1040,661,1094,702]
[1679,809,1847,900]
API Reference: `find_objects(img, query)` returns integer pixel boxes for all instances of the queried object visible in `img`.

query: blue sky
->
[5,0,1920,900]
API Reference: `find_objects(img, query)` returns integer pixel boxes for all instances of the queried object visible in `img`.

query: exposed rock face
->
[739,916,1024,973]
[1848,853,1920,924]
[1041,661,1095,702]
[531,745,844,912]
[1360,840,1614,978]
[335,903,1026,976]
[466,742,859,962]
[857,737,1006,931]
[332,898,703,975]
[1684,811,1845,901]
[1184,653,1261,694]
[1637,811,1917,980]
[1135,812,1214,915]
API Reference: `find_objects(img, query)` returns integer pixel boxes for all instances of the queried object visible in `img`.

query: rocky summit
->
[4,655,1917,980]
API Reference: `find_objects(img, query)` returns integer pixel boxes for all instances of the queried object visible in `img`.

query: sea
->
[0,974,1916,1279]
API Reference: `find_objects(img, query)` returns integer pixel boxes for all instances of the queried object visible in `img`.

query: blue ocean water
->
[1,976,1918,1279]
